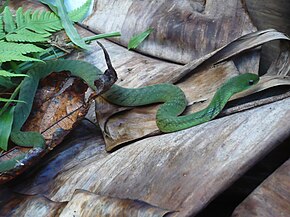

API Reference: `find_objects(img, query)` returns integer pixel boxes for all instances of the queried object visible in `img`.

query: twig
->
[219,90,290,117]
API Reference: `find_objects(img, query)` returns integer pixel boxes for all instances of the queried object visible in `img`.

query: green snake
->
[103,72,259,132]
[0,58,259,173]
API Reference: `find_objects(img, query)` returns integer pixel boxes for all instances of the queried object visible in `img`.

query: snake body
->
[0,58,259,173]
[103,73,259,132]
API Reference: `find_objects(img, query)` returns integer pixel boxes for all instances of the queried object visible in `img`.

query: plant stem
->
[17,32,121,73]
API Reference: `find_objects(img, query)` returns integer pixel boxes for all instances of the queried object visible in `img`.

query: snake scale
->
[0,57,259,173]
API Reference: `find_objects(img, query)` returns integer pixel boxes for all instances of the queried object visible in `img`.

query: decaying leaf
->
[9,98,289,217]
[60,189,174,217]
[0,188,66,216]
[22,72,90,149]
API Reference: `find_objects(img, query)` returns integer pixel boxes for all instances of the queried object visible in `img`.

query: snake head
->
[226,73,259,94]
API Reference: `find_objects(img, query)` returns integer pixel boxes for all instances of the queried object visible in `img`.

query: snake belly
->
[102,73,259,132]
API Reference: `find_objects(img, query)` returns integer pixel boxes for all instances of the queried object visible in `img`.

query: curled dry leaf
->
[0,188,66,216]
[60,189,174,217]
[22,72,90,149]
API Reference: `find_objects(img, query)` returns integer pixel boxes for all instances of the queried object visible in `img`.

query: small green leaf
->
[0,52,44,63]
[0,106,14,151]
[55,0,89,50]
[68,0,92,22]
[0,17,5,39]
[6,28,49,42]
[0,70,28,77]
[3,6,16,33]
[128,28,154,50]
[0,41,44,54]
[10,131,45,148]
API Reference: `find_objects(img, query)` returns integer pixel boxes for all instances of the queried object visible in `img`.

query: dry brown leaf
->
[9,98,289,217]
[22,72,90,149]
[233,158,290,217]
[85,0,256,64]
[59,189,174,217]
[0,188,66,217]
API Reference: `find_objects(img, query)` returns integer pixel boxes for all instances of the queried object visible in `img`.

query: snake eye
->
[248,80,254,85]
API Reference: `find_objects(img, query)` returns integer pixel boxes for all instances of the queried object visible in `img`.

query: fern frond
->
[6,29,50,42]
[3,7,16,33]
[1,4,92,44]
[0,17,4,39]
[0,41,44,54]
[18,8,62,35]
[0,70,28,77]
[68,0,92,22]
[15,7,24,27]
[0,3,93,63]
[0,51,42,63]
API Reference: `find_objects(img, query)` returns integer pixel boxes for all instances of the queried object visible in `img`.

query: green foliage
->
[0,3,92,63]
[128,28,154,50]
[0,41,45,63]
[0,106,14,151]
[0,69,28,78]
[54,0,89,49]
[10,131,45,148]
[67,0,92,22]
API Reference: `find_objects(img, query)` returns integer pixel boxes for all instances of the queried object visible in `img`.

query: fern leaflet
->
[0,41,44,54]
[0,2,91,63]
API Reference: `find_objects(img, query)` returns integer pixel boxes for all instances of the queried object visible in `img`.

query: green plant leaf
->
[10,131,45,148]
[0,17,5,39]
[6,28,49,42]
[0,106,14,151]
[0,51,43,63]
[3,6,16,33]
[128,28,153,50]
[41,0,92,22]
[0,70,28,77]
[68,0,92,22]
[54,0,89,50]
[0,41,44,54]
